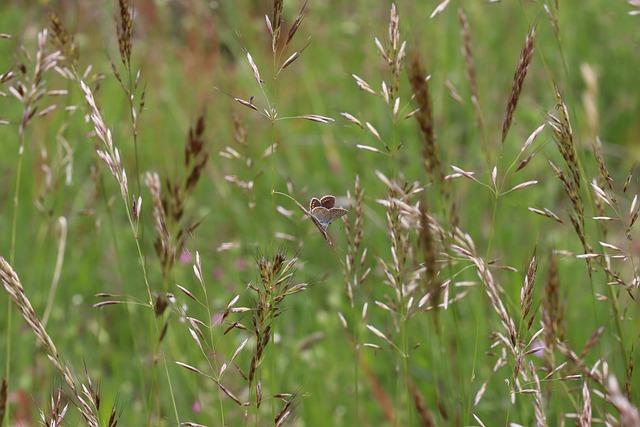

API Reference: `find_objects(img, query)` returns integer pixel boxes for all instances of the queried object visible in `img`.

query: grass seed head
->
[502,25,536,143]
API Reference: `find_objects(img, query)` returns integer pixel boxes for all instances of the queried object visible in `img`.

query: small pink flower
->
[532,340,545,358]
[180,250,193,264]
[212,312,224,326]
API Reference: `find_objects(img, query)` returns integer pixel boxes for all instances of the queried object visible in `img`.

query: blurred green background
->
[1,0,640,425]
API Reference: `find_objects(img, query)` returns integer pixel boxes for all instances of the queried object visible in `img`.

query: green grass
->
[1,1,640,426]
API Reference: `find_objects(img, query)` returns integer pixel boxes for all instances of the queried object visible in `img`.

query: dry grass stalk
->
[9,29,63,143]
[408,49,441,184]
[520,247,537,331]
[144,114,208,282]
[343,175,369,306]
[247,250,305,387]
[145,171,171,275]
[547,84,590,254]
[185,114,210,192]
[271,0,284,52]
[579,326,604,361]
[1,257,102,426]
[285,0,309,47]
[592,137,613,240]
[548,84,580,191]
[0,378,6,425]
[542,252,565,369]
[383,188,412,308]
[370,174,476,358]
[554,339,604,384]
[580,378,592,427]
[458,9,483,132]
[502,26,536,144]
[465,252,517,348]
[81,79,130,204]
[419,195,441,327]
[386,3,405,101]
[408,378,436,427]
[116,0,133,66]
[274,394,300,427]
[625,347,634,400]
[528,362,548,427]
[48,11,79,65]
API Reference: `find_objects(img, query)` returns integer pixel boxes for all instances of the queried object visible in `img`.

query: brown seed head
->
[502,26,536,143]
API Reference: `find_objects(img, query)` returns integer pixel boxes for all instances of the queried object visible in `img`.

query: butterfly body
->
[309,195,348,228]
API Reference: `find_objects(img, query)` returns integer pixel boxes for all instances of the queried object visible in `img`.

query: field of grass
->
[1,0,640,425]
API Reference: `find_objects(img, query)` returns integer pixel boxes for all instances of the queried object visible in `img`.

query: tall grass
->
[1,1,640,426]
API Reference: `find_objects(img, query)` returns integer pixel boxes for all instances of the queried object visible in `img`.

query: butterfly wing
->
[328,207,348,223]
[312,206,348,227]
[320,195,336,209]
[309,197,322,210]
[311,206,332,227]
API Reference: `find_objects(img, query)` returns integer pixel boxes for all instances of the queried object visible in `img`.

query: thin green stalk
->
[193,252,227,425]
[463,181,500,425]
[401,316,411,427]
[351,303,359,425]
[4,126,25,427]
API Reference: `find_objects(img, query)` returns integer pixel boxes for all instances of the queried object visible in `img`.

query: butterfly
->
[309,195,349,228]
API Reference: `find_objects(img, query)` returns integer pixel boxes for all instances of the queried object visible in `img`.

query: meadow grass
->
[1,1,640,425]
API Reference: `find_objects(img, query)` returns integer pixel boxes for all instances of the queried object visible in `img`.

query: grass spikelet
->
[389,3,400,52]
[352,74,377,95]
[39,389,70,426]
[285,0,309,47]
[580,378,592,427]
[502,25,536,143]
[430,0,450,19]
[271,0,284,52]
[246,51,263,86]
